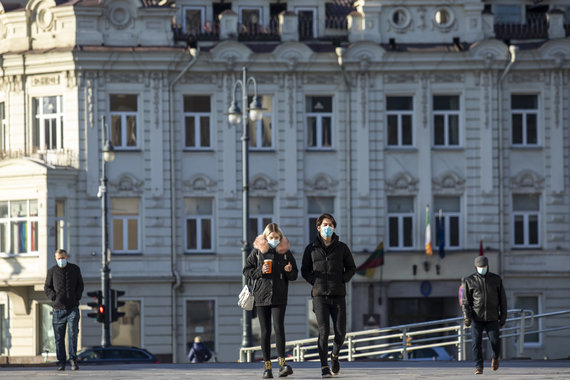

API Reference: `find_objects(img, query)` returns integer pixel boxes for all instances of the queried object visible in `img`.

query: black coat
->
[462,271,507,324]
[44,263,84,310]
[301,233,356,297]
[243,235,298,306]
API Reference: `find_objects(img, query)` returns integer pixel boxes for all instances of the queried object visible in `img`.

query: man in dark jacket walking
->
[44,249,84,371]
[301,213,356,378]
[462,255,507,375]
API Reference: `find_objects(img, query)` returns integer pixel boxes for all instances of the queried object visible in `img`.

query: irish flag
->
[356,241,384,278]
[425,206,433,256]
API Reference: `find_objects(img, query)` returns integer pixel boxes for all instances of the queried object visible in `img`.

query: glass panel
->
[402,115,412,145]
[388,196,414,213]
[11,200,27,217]
[403,217,413,247]
[248,218,258,244]
[0,202,7,218]
[242,9,261,25]
[389,217,399,247]
[387,115,398,145]
[184,96,210,113]
[112,300,141,347]
[261,116,272,147]
[126,116,137,147]
[306,96,332,113]
[29,200,38,217]
[0,223,7,253]
[251,198,273,214]
[42,96,58,114]
[307,116,317,147]
[433,95,459,110]
[448,115,459,145]
[512,114,523,144]
[526,114,537,144]
[185,10,203,34]
[496,5,522,23]
[308,198,334,214]
[511,95,537,109]
[449,216,459,246]
[186,300,216,356]
[127,219,138,250]
[55,200,65,217]
[110,95,137,112]
[434,197,460,212]
[112,198,139,215]
[434,115,445,145]
[113,220,124,251]
[435,216,444,246]
[185,198,212,215]
[514,215,524,244]
[514,296,539,342]
[248,120,257,147]
[321,117,332,147]
[528,215,538,245]
[11,221,27,253]
[513,195,539,211]
[40,304,56,354]
[200,117,210,147]
[185,116,196,147]
[31,221,38,251]
[111,115,123,147]
[186,219,197,250]
[387,96,413,110]
[261,95,272,112]
[201,219,211,249]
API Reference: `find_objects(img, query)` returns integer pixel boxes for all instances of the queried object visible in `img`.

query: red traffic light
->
[99,306,104,314]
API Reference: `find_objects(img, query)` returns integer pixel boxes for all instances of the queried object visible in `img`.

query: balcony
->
[0,149,77,168]
[494,12,548,40]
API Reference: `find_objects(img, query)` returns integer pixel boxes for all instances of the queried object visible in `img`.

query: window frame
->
[386,96,414,148]
[0,199,39,256]
[432,95,461,148]
[184,198,214,254]
[239,6,263,26]
[183,95,212,150]
[108,94,139,150]
[512,194,541,248]
[295,7,318,39]
[32,96,64,151]
[513,294,542,347]
[183,6,206,34]
[306,96,334,150]
[387,196,415,250]
[249,95,273,150]
[511,94,539,147]
[111,298,143,348]
[433,197,462,250]
[184,297,218,357]
[110,197,141,254]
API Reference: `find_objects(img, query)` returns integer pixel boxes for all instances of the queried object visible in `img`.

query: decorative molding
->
[509,170,545,192]
[109,173,144,194]
[106,72,143,83]
[250,174,278,196]
[432,171,465,194]
[385,74,415,84]
[387,7,413,34]
[183,174,217,194]
[431,73,463,83]
[385,172,418,194]
[31,75,60,87]
[27,0,57,32]
[106,2,133,30]
[303,74,337,85]
[305,173,338,193]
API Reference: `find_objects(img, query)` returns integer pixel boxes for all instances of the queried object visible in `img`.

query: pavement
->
[1,360,569,380]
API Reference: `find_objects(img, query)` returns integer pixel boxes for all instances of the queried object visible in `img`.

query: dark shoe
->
[331,353,340,375]
[492,357,499,371]
[57,362,65,371]
[475,367,483,375]
[263,361,273,379]
[71,359,79,371]
[278,357,293,377]
[321,366,333,378]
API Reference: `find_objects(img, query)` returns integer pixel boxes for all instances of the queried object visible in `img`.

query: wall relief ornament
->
[183,174,217,194]
[432,171,465,194]
[106,1,133,30]
[109,173,144,194]
[305,173,338,193]
[385,172,418,194]
[509,170,544,192]
[250,174,278,196]
[26,0,56,32]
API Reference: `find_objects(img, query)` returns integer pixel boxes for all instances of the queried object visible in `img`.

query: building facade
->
[0,0,569,363]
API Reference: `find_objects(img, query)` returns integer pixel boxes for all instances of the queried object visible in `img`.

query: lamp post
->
[98,115,115,347]
[227,67,264,361]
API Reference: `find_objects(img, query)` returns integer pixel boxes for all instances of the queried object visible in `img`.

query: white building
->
[0,0,569,363]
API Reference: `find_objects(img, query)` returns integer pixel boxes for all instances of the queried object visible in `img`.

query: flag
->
[356,241,384,278]
[425,206,433,256]
[479,239,484,256]
[438,209,445,259]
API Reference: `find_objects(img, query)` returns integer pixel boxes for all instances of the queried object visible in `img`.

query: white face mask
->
[268,239,280,249]
[477,267,488,275]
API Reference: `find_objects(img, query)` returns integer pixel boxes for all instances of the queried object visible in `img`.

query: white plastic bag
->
[237,283,254,310]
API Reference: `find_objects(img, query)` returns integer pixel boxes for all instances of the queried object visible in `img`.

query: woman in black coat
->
[243,223,298,379]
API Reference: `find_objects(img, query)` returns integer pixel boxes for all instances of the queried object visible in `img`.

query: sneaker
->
[278,357,293,377]
[330,353,340,375]
[57,362,65,371]
[475,367,483,375]
[321,366,333,378]
[71,359,79,371]
[263,361,273,379]
[492,358,499,371]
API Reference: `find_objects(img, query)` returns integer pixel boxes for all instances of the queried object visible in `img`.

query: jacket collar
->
[253,234,291,254]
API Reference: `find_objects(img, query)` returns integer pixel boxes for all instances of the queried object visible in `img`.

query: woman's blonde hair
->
[262,223,283,240]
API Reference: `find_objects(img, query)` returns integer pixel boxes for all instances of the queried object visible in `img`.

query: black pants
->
[257,304,287,361]
[471,320,501,369]
[313,296,346,367]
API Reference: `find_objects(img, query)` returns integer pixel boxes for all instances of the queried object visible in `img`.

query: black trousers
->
[312,296,346,367]
[256,304,287,361]
[471,320,501,369]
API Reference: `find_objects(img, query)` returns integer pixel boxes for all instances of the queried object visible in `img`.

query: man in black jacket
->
[301,213,356,378]
[44,249,84,371]
[462,255,507,375]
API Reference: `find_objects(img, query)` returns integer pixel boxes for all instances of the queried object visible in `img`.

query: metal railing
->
[239,309,570,362]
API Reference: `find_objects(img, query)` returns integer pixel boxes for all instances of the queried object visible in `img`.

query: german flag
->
[356,241,384,278]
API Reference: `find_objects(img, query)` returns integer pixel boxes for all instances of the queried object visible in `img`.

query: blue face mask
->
[321,226,333,239]
[268,239,280,249]
[477,267,487,276]
[57,259,67,268]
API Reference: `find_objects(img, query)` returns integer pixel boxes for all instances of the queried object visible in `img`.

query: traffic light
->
[86,290,105,323]
[110,289,126,322]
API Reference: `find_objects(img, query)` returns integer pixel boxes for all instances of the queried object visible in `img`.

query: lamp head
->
[102,140,115,162]
[227,101,242,125]
[248,96,264,122]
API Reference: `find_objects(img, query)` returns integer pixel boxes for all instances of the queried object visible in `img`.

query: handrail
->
[238,309,570,362]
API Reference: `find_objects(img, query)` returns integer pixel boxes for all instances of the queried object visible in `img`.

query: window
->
[511,95,538,146]
[183,6,205,34]
[184,96,211,149]
[307,197,334,242]
[186,300,215,356]
[387,96,413,147]
[0,200,39,254]
[296,7,317,40]
[0,102,6,152]
[433,95,460,147]
[111,198,140,253]
[434,197,461,249]
[514,295,541,345]
[110,94,138,149]
[240,6,262,33]
[248,95,273,149]
[513,194,540,248]
[387,197,414,249]
[495,4,522,23]
[306,96,333,149]
[248,197,273,245]
[112,300,141,347]
[185,198,213,253]
[55,199,66,252]
[32,96,64,151]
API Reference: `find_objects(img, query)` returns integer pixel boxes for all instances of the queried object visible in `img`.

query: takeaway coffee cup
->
[264,259,273,274]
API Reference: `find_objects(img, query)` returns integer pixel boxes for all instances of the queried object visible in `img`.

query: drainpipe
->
[168,47,198,363]
[497,45,517,276]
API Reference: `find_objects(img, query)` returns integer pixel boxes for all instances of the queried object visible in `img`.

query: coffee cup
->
[264,259,273,274]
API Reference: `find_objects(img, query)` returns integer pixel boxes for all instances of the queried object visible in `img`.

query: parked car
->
[77,346,159,364]
[380,346,454,361]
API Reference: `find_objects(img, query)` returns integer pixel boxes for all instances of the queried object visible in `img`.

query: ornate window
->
[249,197,273,244]
[433,95,460,147]
[434,196,461,249]
[387,96,413,147]
[110,94,138,149]
[111,197,140,253]
[184,95,211,149]
[248,95,273,150]
[388,196,414,250]
[306,96,333,149]
[0,200,39,255]
[511,95,538,146]
[185,198,213,253]
[32,96,63,151]
[513,194,540,248]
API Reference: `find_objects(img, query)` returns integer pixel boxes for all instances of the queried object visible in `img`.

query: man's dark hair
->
[316,213,337,228]
[55,249,67,256]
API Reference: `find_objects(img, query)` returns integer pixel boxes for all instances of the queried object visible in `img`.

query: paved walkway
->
[1,360,569,379]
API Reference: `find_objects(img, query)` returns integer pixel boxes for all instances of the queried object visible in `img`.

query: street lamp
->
[227,67,264,361]
[98,115,115,347]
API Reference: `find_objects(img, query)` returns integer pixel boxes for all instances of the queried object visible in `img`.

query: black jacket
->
[462,271,507,324]
[44,263,84,310]
[243,235,298,306]
[301,233,356,297]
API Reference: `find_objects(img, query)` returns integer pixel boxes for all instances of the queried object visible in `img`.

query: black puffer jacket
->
[243,235,298,306]
[301,233,356,297]
[462,271,507,324]
[44,263,84,310]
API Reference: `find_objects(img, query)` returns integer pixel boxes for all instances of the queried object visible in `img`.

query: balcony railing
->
[238,16,280,42]
[172,20,220,43]
[0,149,77,167]
[494,13,548,40]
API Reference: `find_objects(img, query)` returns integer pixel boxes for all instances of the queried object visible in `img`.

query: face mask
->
[477,267,487,275]
[267,239,280,249]
[57,259,67,268]
[321,226,333,239]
